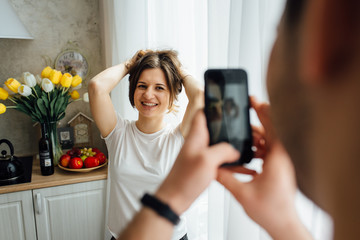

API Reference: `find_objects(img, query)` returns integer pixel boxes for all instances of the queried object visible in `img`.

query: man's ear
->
[299,0,359,85]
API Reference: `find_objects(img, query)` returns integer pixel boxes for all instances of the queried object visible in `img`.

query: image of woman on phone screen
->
[88,49,203,240]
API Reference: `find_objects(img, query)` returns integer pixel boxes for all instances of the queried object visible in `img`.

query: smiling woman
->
[88,49,203,240]
[133,68,170,126]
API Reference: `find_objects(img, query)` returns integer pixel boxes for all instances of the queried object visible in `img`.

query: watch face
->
[55,50,89,78]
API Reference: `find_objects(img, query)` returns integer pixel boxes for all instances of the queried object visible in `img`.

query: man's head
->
[267,0,360,213]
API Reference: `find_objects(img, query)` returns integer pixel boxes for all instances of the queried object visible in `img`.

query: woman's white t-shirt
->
[104,112,186,239]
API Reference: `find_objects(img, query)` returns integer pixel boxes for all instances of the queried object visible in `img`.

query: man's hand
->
[156,110,256,214]
[217,97,313,240]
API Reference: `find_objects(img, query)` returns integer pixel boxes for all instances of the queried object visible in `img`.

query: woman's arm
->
[180,73,204,138]
[89,50,148,137]
[88,62,129,137]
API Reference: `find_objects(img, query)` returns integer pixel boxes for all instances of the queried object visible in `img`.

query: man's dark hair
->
[284,0,307,28]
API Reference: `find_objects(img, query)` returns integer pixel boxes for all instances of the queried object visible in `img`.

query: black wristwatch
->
[140,193,180,225]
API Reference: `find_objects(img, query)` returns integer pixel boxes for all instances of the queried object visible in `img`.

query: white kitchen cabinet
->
[0,190,37,240]
[0,179,107,240]
[34,180,107,240]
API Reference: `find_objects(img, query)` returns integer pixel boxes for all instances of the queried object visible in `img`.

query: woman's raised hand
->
[125,49,153,72]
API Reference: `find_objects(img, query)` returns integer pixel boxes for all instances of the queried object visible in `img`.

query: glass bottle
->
[39,123,54,176]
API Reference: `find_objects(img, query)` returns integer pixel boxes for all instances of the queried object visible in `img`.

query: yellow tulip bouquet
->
[0,66,89,164]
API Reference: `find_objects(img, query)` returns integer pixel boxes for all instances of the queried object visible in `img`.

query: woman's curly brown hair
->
[127,50,183,112]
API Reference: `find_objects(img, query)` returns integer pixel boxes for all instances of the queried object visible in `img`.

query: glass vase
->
[44,121,62,166]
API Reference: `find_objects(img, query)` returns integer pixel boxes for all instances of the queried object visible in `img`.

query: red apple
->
[84,156,100,168]
[69,157,83,169]
[60,154,71,167]
[95,152,106,165]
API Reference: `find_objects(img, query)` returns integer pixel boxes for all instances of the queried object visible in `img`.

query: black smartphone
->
[204,69,253,165]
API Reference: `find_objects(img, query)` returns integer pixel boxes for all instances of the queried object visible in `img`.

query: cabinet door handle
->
[35,193,42,214]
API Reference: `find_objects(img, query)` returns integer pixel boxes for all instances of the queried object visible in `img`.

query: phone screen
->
[204,69,253,165]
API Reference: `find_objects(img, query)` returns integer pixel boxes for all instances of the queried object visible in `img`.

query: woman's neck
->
[136,115,165,134]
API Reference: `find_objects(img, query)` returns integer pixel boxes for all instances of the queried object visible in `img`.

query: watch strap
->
[140,193,180,225]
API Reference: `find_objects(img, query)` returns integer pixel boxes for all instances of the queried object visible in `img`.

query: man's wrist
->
[155,185,188,215]
[140,193,180,225]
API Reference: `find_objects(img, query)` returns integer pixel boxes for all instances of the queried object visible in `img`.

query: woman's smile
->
[142,102,158,107]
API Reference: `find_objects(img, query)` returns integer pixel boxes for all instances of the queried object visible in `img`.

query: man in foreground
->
[118,0,360,239]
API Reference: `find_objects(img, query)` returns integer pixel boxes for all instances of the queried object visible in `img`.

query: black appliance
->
[0,139,33,187]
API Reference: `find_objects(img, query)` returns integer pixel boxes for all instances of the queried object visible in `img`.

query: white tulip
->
[22,72,36,87]
[18,85,32,97]
[83,92,89,102]
[71,83,82,90]
[41,78,54,92]
[35,74,42,85]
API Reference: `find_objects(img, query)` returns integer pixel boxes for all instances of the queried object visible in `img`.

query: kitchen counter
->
[0,156,108,194]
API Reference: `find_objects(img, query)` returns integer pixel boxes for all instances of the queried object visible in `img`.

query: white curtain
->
[100,0,208,125]
[100,0,333,239]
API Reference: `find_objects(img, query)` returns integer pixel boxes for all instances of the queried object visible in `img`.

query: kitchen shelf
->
[0,156,108,194]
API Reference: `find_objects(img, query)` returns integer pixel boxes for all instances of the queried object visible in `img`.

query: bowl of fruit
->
[58,147,107,172]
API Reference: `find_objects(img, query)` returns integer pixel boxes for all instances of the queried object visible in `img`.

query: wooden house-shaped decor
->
[67,112,94,148]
